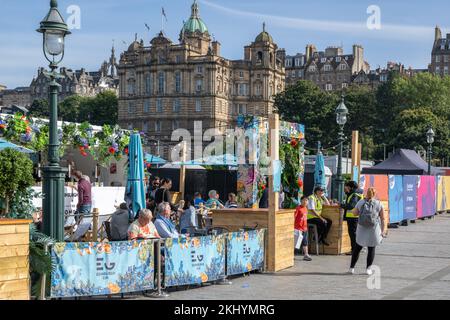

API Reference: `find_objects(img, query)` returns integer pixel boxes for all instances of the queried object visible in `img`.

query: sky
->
[1,0,450,89]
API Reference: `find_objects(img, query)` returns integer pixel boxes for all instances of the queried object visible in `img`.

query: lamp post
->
[335,95,348,203]
[37,0,71,241]
[426,127,435,175]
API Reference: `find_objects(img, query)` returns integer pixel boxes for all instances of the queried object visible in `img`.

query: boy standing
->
[295,195,312,261]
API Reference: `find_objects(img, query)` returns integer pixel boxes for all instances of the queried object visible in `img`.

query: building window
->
[324,65,332,72]
[145,74,152,94]
[436,66,441,74]
[128,102,135,113]
[285,59,292,67]
[156,99,163,112]
[342,83,348,89]
[158,72,165,94]
[128,123,133,130]
[172,120,179,130]
[143,121,148,132]
[336,57,341,63]
[238,104,246,114]
[445,66,449,75]
[176,55,182,63]
[196,79,203,92]
[255,84,262,96]
[239,71,244,78]
[445,55,449,63]
[175,71,182,93]
[436,56,441,63]
[144,100,150,113]
[325,83,333,91]
[308,65,316,72]
[295,58,301,67]
[195,100,202,112]
[127,81,135,95]
[173,99,181,113]
[197,66,203,74]
[321,58,327,63]
[155,120,161,132]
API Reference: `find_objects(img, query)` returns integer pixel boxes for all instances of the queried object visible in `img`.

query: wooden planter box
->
[0,219,32,300]
[212,208,295,272]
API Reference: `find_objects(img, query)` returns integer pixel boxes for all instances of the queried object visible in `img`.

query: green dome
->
[181,0,209,35]
[255,23,273,43]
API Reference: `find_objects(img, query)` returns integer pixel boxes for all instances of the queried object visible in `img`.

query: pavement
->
[137,213,450,300]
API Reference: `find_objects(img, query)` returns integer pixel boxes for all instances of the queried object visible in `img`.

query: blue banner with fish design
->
[164,235,226,287]
[226,230,265,276]
[50,241,155,298]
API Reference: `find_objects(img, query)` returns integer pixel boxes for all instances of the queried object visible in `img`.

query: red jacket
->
[294,205,308,232]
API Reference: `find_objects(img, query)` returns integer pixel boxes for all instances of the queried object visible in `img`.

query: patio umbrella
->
[0,138,35,154]
[314,148,327,195]
[125,133,146,220]
[144,153,167,165]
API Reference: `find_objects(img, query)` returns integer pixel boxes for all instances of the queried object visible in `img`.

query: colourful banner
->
[226,230,265,276]
[359,174,389,201]
[164,235,225,287]
[51,241,155,298]
[403,176,418,220]
[388,175,404,223]
[437,176,450,211]
[417,176,436,218]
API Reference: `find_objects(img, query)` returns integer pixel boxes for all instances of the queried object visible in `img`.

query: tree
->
[0,148,35,215]
[274,80,338,150]
[28,99,49,118]
[87,90,118,126]
[59,95,86,123]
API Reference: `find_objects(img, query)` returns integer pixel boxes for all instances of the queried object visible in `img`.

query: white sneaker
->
[348,268,355,275]
[366,268,373,275]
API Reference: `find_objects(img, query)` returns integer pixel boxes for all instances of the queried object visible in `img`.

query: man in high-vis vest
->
[341,181,364,255]
[307,186,332,245]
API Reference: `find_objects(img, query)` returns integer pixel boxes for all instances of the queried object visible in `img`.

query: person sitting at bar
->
[307,186,332,245]
[110,203,131,241]
[205,190,224,209]
[341,181,364,255]
[127,209,160,240]
[179,198,198,234]
[194,192,206,208]
[225,193,238,208]
[154,202,180,238]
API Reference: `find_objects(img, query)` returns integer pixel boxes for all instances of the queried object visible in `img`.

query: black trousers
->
[308,218,332,242]
[346,218,358,252]
[350,244,376,268]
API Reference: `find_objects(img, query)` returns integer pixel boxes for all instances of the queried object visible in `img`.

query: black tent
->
[361,149,442,175]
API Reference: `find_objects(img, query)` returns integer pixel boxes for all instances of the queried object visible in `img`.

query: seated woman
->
[225,193,238,209]
[179,198,198,234]
[154,202,181,238]
[127,209,160,240]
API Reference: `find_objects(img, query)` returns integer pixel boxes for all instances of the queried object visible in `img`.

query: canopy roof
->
[361,149,443,176]
[144,153,167,165]
[0,138,35,154]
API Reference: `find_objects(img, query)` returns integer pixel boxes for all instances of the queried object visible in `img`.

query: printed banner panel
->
[51,241,155,298]
[437,176,450,211]
[164,235,225,287]
[359,175,389,201]
[226,230,265,276]
[388,175,404,223]
[417,176,436,218]
[403,176,418,220]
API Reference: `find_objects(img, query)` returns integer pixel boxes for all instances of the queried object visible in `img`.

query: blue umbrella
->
[125,134,146,220]
[0,138,35,153]
[144,153,167,165]
[314,148,327,195]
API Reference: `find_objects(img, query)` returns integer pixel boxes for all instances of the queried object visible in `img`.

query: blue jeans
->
[76,204,91,223]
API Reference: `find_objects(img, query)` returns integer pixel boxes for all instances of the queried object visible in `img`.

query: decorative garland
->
[0,113,131,167]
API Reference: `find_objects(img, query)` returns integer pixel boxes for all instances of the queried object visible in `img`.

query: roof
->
[361,149,443,175]
[255,23,273,43]
[182,0,208,35]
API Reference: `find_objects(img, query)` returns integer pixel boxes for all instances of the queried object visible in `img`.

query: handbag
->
[294,229,303,249]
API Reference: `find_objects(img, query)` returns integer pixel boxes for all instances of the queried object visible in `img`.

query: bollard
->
[92,208,99,242]
[148,239,169,298]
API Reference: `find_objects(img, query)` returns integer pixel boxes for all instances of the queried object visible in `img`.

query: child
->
[294,195,312,261]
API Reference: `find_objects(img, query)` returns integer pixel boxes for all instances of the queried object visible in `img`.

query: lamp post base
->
[42,165,67,242]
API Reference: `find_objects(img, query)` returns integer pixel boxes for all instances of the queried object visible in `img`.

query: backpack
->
[358,200,379,227]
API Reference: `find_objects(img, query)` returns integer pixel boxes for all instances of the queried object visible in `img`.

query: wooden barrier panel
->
[314,206,351,255]
[0,219,31,300]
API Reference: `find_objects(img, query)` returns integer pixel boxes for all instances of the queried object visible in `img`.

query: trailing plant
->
[279,138,302,209]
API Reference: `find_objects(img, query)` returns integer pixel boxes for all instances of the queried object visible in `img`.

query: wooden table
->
[0,219,32,300]
[211,208,295,272]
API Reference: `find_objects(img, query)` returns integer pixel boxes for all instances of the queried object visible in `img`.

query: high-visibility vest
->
[345,192,364,218]
[307,194,323,220]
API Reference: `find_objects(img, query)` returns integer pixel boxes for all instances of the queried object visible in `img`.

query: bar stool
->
[308,224,320,256]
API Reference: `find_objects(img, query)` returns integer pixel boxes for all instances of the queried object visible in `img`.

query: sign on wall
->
[403,176,418,220]
[164,235,226,287]
[50,240,155,298]
[226,230,265,276]
[388,175,404,224]
[417,176,436,218]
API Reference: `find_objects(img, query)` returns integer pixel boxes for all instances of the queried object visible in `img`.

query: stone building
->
[117,0,285,159]
[0,87,32,108]
[30,46,119,102]
[285,44,370,91]
[430,26,450,76]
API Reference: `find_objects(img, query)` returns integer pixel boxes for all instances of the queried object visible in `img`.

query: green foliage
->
[28,99,50,118]
[0,148,34,215]
[279,140,302,209]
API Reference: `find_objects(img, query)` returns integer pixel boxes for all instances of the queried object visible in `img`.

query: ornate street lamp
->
[335,95,348,203]
[37,0,71,241]
[426,127,435,175]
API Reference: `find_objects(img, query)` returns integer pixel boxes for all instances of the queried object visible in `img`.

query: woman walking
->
[349,187,387,275]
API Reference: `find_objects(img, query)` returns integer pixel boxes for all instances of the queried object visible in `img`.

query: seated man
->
[307,186,333,245]
[154,202,181,238]
[205,190,224,209]
[193,192,206,209]
[127,209,160,240]
[110,203,131,241]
